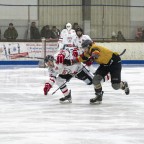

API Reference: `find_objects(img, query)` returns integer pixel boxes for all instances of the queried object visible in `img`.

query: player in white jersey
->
[73,28,93,64]
[58,23,76,50]
[43,49,94,103]
[74,27,92,48]
[73,27,97,74]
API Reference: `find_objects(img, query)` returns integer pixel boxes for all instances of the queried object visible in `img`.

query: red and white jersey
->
[73,34,95,69]
[74,34,92,48]
[58,29,77,50]
[48,50,83,78]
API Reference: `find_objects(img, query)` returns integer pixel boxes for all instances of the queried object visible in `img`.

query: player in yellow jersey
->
[64,40,130,104]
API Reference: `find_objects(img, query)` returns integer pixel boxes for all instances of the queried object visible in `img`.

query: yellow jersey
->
[77,43,118,64]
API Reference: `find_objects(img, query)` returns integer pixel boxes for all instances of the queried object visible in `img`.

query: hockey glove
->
[56,53,65,64]
[43,83,52,95]
[72,48,79,57]
[84,61,92,66]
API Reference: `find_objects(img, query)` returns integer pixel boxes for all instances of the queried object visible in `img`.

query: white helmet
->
[66,23,72,31]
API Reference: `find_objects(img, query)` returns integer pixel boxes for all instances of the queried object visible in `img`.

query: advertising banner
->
[0,42,58,60]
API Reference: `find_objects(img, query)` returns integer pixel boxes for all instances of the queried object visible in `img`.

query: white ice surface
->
[0,66,144,144]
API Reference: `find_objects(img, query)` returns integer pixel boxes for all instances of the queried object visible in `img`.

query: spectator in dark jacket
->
[4,23,18,40]
[30,22,41,40]
[41,25,52,39]
[117,31,126,42]
[51,26,60,39]
[141,29,144,41]
[0,28,1,40]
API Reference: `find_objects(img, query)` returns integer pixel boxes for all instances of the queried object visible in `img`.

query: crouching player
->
[43,49,95,103]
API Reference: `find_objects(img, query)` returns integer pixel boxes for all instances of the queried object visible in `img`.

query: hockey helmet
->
[44,55,54,63]
[76,27,83,37]
[81,40,93,48]
[76,27,83,33]
[66,23,72,31]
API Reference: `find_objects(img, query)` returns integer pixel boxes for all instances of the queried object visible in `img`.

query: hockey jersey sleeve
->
[76,48,100,63]
[46,68,57,87]
[76,52,91,63]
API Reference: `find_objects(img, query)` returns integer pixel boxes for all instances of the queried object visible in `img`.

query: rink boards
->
[0,42,144,67]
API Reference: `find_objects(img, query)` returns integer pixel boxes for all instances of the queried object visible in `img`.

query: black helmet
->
[76,27,83,33]
[44,55,54,63]
[81,40,93,48]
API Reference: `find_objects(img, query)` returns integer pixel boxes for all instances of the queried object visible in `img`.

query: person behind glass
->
[30,22,41,40]
[41,25,52,39]
[51,26,60,39]
[0,28,1,40]
[4,23,18,40]
[135,27,142,41]
[117,31,126,42]
[111,31,117,41]
[141,29,144,41]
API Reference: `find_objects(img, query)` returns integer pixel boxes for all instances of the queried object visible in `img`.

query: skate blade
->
[59,100,72,104]
[90,101,102,105]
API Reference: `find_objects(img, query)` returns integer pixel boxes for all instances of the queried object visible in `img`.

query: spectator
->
[141,29,144,41]
[30,22,41,40]
[51,26,60,39]
[72,23,79,31]
[0,29,1,40]
[111,31,117,41]
[41,25,52,39]
[135,27,142,41]
[117,31,126,42]
[4,23,18,40]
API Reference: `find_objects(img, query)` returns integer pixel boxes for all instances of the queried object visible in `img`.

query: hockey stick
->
[119,49,126,56]
[51,80,68,95]
[3,45,8,59]
[51,72,78,95]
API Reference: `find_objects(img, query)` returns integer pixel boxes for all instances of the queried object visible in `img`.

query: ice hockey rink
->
[0,65,144,144]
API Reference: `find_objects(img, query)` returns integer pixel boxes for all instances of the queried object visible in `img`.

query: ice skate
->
[90,91,104,104]
[59,90,72,103]
[122,81,130,95]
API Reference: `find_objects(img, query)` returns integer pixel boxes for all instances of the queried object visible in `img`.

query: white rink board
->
[0,42,144,61]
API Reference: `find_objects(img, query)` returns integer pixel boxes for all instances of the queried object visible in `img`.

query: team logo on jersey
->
[62,68,72,75]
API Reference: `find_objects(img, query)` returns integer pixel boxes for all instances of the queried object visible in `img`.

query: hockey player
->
[57,24,93,72]
[58,22,76,50]
[43,49,94,103]
[63,40,130,104]
[73,27,95,71]
[74,27,92,48]
[71,27,92,61]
